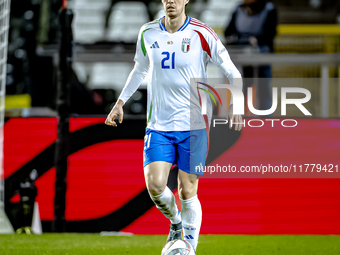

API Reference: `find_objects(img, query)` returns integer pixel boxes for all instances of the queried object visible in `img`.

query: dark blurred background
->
[4,0,340,117]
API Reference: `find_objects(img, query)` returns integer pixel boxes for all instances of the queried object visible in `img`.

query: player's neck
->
[164,13,187,33]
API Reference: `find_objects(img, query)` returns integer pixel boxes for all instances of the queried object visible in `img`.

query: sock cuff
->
[180,195,198,204]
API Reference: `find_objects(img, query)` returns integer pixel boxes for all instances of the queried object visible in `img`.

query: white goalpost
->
[0,0,13,234]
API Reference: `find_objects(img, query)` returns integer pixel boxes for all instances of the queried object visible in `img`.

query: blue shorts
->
[143,128,208,175]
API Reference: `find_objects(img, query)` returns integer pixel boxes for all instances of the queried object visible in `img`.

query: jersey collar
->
[159,16,191,32]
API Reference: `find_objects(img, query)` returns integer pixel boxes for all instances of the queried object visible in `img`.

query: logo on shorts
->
[182,38,190,53]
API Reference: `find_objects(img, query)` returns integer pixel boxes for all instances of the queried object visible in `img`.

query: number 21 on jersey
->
[161,52,175,69]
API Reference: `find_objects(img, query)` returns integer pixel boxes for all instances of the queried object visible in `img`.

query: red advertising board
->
[4,117,340,234]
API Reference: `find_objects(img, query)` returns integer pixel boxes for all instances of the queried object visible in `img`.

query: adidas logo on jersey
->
[150,41,160,49]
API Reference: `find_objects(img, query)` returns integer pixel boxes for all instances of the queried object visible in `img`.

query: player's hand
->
[228,104,242,131]
[105,99,124,127]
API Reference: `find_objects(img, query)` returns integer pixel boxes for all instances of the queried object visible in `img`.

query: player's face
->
[162,0,189,18]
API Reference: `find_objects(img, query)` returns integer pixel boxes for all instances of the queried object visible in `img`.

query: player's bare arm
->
[105,99,124,127]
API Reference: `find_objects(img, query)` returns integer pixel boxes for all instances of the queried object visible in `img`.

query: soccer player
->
[105,0,243,252]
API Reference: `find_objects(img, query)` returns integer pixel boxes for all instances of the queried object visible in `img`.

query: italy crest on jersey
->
[182,38,190,53]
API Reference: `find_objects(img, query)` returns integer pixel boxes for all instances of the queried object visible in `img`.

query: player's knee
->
[178,173,198,200]
[178,186,196,200]
[147,180,166,196]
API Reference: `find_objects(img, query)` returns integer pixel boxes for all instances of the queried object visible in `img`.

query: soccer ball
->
[161,239,195,255]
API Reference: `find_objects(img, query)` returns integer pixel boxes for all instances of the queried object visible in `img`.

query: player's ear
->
[185,0,189,6]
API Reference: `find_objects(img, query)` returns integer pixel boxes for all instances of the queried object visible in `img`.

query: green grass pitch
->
[0,234,339,254]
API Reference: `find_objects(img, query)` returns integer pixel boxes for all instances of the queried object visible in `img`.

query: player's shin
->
[180,195,202,251]
[149,186,181,224]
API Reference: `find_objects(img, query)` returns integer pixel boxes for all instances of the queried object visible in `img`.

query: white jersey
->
[118,16,242,131]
